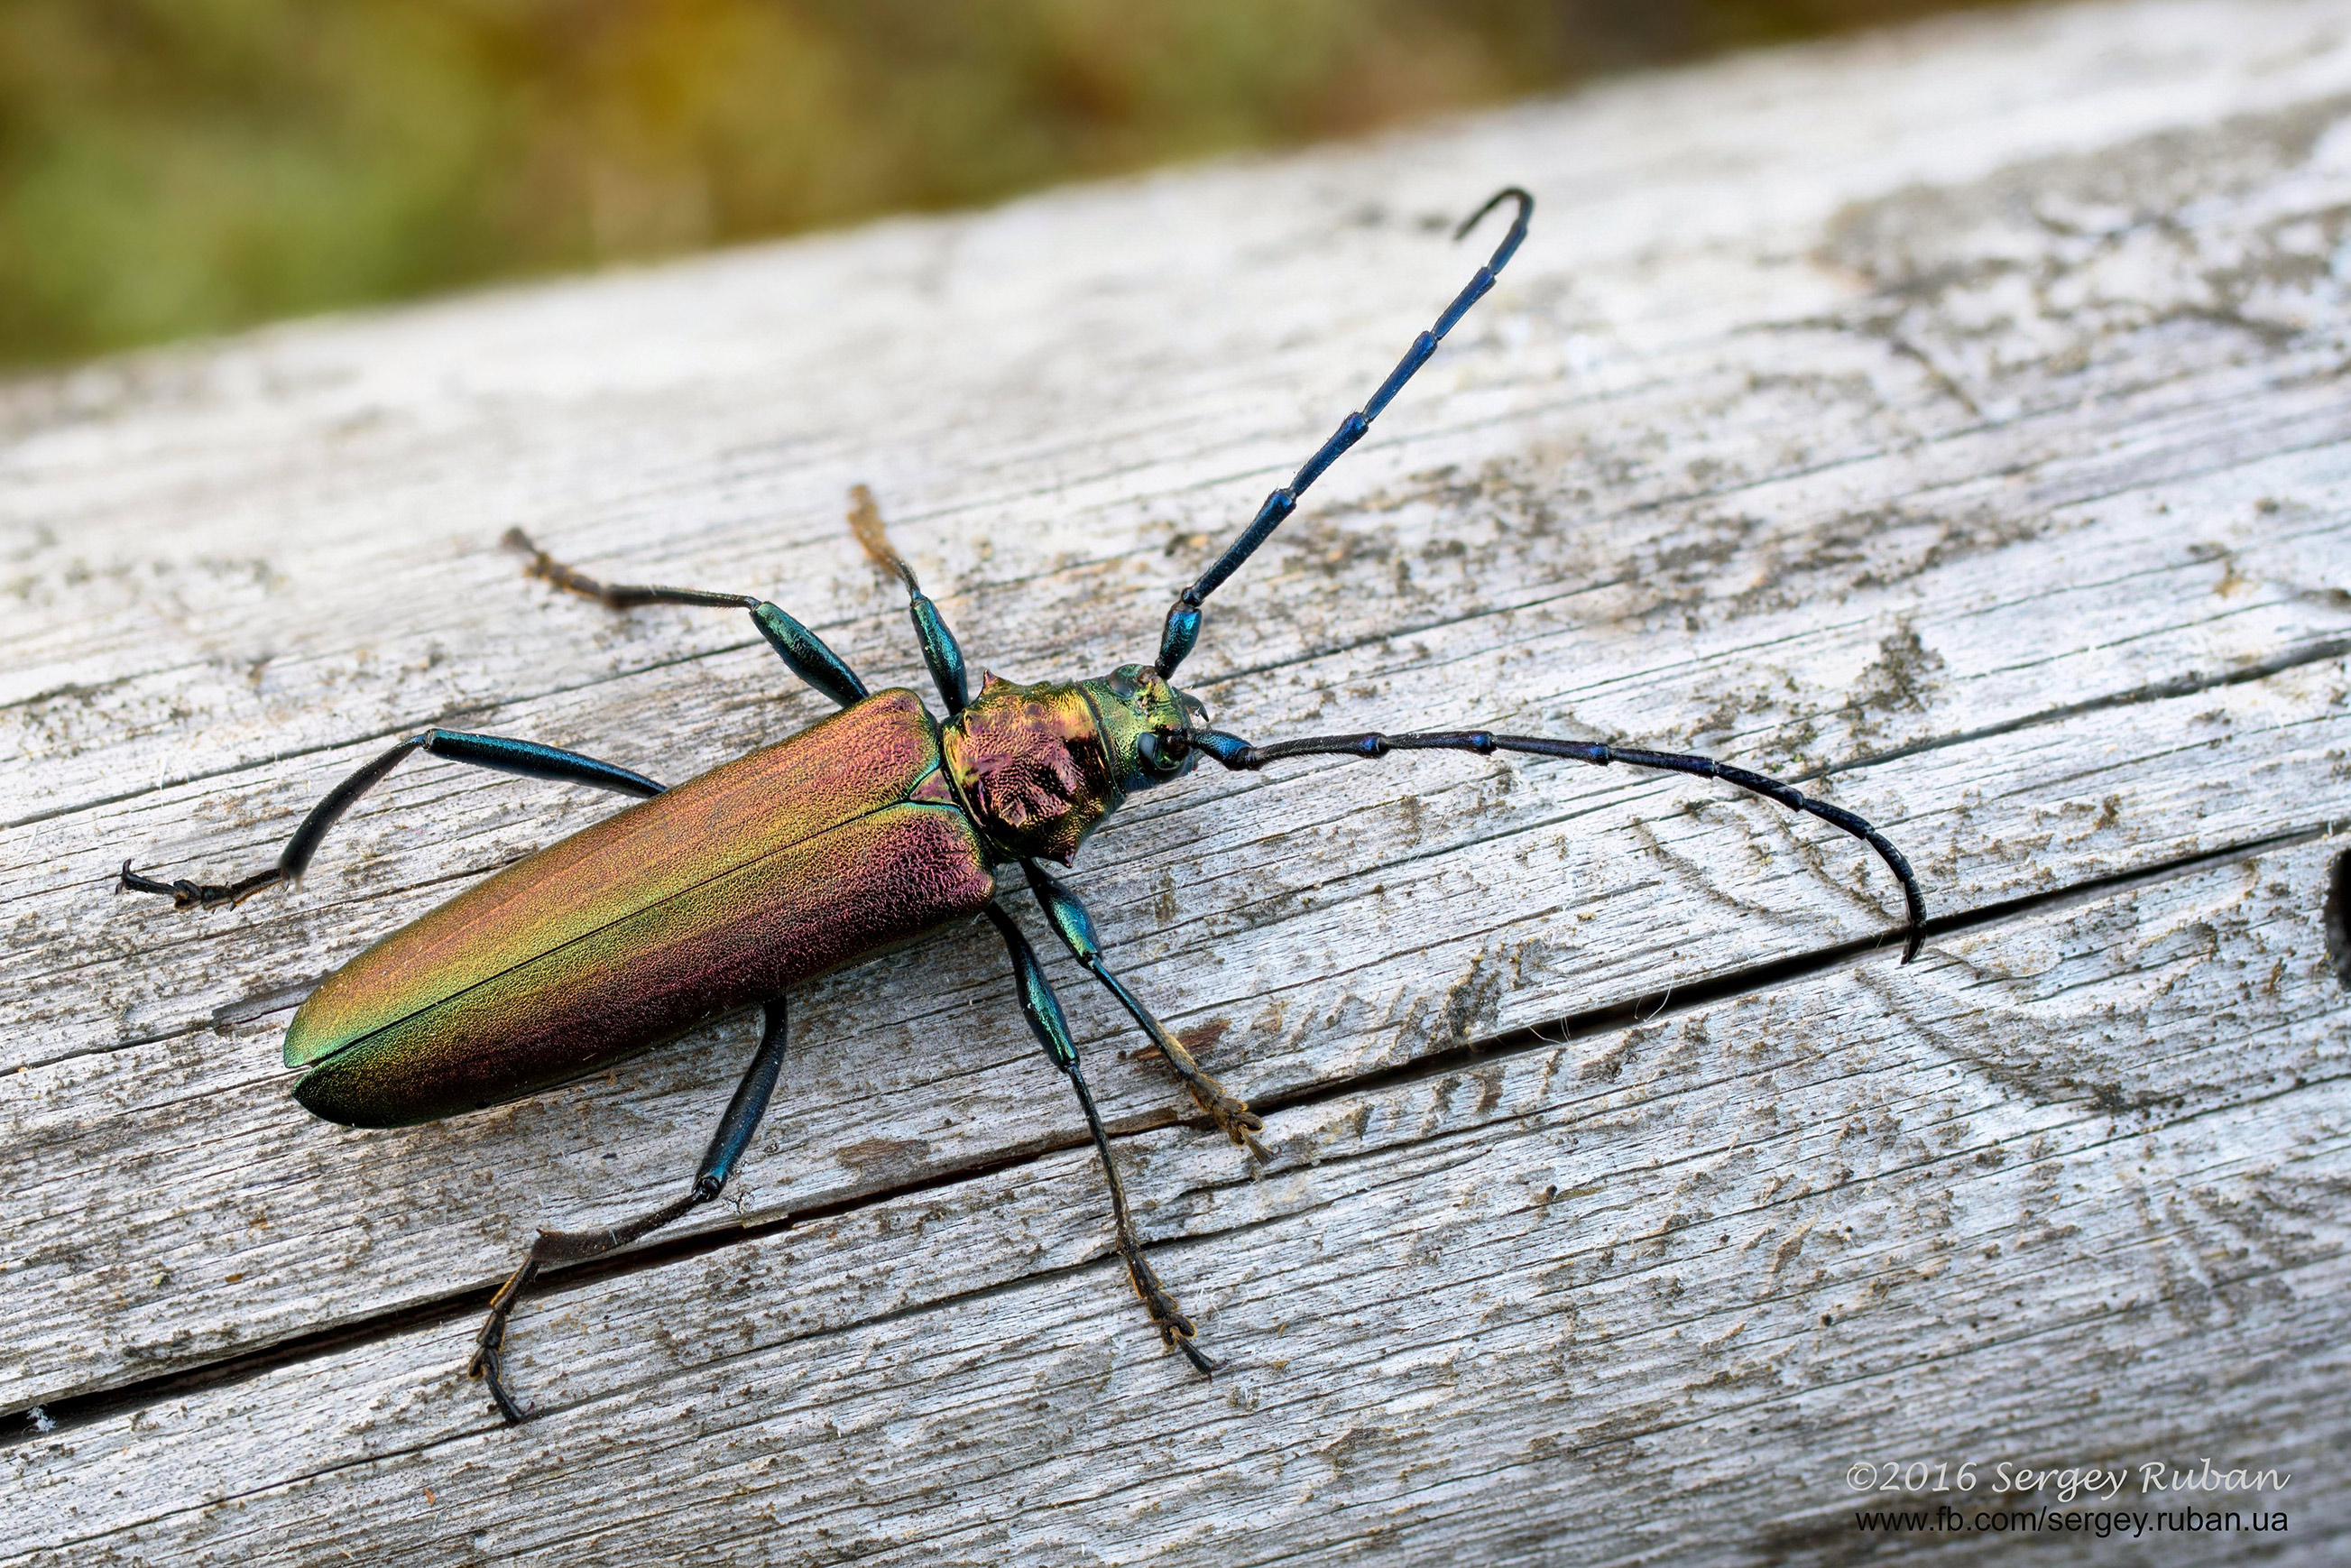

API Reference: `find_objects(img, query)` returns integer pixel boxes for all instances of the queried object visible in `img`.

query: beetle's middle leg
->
[1019,860,1268,1160]
[982,903,1219,1377]
[118,730,665,911]
[468,996,792,1424]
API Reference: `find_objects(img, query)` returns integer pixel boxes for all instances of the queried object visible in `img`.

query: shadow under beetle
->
[121,188,1926,1423]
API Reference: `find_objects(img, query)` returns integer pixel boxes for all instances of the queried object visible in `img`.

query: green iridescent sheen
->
[1078,664,1206,796]
[940,673,1119,863]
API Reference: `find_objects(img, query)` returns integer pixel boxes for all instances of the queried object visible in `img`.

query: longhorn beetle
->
[121,189,1925,1422]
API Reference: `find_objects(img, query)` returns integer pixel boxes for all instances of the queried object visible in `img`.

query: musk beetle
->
[120,188,1925,1422]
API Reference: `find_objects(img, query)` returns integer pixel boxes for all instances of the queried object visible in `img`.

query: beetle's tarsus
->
[456,1002,785,1424]
[1177,1070,1269,1160]
[1016,862,1274,1165]
[469,1336,531,1425]
[503,526,579,595]
[1147,1033,1269,1161]
[505,526,626,607]
[505,526,756,613]
[1169,1061,1268,1157]
[1122,1244,1216,1375]
[469,1257,542,1424]
[117,859,282,910]
[503,526,879,713]
[846,482,918,592]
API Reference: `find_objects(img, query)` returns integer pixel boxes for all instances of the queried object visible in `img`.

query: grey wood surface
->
[7,1,2351,1561]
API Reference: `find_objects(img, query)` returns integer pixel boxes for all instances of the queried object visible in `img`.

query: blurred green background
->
[0,0,1994,369]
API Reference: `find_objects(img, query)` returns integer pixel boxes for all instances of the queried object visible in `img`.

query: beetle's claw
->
[468,1257,545,1423]
[1181,1071,1268,1158]
[1123,1248,1217,1378]
[116,860,186,904]
[469,1313,534,1424]
[468,1338,531,1425]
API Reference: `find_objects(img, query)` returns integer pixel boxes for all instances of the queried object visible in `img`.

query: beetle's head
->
[1082,664,1207,794]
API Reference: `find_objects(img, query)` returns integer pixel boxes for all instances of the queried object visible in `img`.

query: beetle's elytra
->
[122,188,1926,1424]
[281,687,992,1129]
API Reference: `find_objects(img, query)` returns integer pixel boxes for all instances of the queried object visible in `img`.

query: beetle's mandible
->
[121,187,1926,1423]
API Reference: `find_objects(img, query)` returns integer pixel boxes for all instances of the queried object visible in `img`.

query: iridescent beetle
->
[120,189,1924,1422]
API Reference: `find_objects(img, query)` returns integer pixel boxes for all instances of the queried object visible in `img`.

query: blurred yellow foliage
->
[0,0,1987,367]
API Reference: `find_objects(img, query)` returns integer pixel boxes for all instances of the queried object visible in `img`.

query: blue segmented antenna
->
[1154,186,1533,679]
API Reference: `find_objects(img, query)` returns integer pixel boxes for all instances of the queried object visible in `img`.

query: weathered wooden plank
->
[12,122,2351,1424]
[13,834,2345,1563]
[11,403,2347,1411]
[8,0,2351,1559]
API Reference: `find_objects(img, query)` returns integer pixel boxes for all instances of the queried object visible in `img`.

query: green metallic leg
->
[469,998,792,1424]
[1020,861,1268,1160]
[118,730,664,912]
[845,485,969,717]
[982,903,1217,1376]
[505,528,869,709]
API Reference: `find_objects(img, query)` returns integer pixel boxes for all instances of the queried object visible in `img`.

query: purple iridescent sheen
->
[286,689,994,1126]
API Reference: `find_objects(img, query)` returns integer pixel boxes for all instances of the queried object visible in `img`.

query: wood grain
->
[7,0,2351,1561]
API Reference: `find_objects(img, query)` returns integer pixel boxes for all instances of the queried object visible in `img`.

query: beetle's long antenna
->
[1191,723,1926,963]
[847,484,971,715]
[1153,186,1533,680]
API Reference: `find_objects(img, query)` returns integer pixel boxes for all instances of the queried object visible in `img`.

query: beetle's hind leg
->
[118,731,664,914]
[468,997,792,1423]
[984,904,1220,1375]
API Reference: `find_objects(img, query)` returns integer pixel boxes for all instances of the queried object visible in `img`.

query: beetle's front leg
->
[468,996,791,1423]
[982,903,1219,1376]
[845,485,970,717]
[1019,861,1268,1160]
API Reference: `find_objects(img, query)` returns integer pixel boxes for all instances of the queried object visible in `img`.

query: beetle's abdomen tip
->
[290,1064,395,1129]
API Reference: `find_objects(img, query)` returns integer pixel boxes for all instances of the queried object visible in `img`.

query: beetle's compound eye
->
[1137,730,1188,775]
